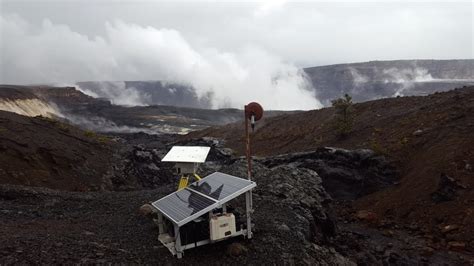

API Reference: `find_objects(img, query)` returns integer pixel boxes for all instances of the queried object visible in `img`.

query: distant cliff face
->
[75,60,473,108]
[0,85,293,135]
[0,86,62,118]
[76,81,212,108]
[304,59,474,105]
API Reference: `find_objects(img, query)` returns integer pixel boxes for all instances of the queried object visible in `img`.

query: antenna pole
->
[243,102,262,238]
[245,105,252,181]
[244,105,253,239]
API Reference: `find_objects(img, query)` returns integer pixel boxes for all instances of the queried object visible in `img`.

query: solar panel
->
[153,188,216,225]
[152,172,256,226]
[161,146,210,163]
[188,172,254,201]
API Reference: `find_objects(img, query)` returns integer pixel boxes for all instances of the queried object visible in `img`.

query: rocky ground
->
[186,86,474,254]
[1,86,473,264]
[1,138,473,264]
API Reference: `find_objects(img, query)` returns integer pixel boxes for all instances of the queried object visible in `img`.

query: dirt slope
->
[0,110,118,191]
[185,87,474,247]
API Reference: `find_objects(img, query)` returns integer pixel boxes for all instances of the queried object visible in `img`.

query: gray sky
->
[0,0,472,109]
[2,1,472,66]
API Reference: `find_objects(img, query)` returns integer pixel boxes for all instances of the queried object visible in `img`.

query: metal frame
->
[153,172,256,258]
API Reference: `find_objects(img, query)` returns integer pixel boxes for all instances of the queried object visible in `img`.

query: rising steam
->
[0,14,321,110]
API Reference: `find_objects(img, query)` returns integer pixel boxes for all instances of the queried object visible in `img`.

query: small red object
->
[244,102,263,121]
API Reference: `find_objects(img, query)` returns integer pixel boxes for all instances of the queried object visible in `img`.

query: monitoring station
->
[153,146,256,258]
[153,102,263,259]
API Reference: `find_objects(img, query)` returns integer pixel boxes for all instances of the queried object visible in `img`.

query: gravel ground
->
[0,185,173,264]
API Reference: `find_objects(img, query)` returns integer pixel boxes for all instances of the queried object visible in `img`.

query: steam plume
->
[0,14,321,110]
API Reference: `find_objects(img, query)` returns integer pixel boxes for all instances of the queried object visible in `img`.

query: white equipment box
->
[209,213,236,241]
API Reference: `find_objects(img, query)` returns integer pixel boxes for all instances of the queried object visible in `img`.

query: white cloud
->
[0,2,471,109]
[254,0,287,17]
[0,14,321,110]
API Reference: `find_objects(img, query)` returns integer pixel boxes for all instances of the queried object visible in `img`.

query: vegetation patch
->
[331,94,355,138]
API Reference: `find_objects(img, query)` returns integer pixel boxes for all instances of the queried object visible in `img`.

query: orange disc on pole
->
[245,102,263,121]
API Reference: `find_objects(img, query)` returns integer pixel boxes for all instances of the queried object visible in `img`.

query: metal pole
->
[244,106,253,238]
[174,224,182,258]
[245,106,252,181]
[245,191,252,239]
[158,213,164,235]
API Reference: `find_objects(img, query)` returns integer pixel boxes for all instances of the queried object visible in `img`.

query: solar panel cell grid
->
[154,189,216,224]
[152,172,256,226]
[189,172,253,200]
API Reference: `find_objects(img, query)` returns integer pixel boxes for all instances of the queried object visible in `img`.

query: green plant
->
[57,123,70,132]
[83,130,110,144]
[84,130,96,138]
[331,94,355,138]
[96,135,111,144]
[37,115,57,124]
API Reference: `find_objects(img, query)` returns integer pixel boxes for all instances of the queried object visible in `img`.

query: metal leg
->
[174,224,183,258]
[245,191,252,239]
[158,213,164,235]
[249,190,253,214]
[222,203,227,214]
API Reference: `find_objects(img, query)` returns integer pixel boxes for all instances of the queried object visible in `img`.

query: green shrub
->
[331,94,355,138]
[84,130,96,138]
[84,130,110,144]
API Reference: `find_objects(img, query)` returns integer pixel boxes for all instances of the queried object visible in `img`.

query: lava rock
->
[139,204,155,217]
[355,210,378,223]
[259,147,398,200]
[226,242,248,257]
[441,224,460,234]
[431,173,465,203]
[447,241,466,252]
[122,145,175,189]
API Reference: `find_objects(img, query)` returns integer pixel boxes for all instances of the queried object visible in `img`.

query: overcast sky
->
[2,0,472,66]
[0,0,472,108]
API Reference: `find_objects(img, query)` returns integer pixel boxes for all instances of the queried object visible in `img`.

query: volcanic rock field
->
[0,82,473,264]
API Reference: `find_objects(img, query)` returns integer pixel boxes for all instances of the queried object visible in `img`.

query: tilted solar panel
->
[188,172,254,201]
[152,172,256,227]
[154,188,217,225]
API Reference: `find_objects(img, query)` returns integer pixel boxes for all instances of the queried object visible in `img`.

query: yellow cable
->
[193,173,202,181]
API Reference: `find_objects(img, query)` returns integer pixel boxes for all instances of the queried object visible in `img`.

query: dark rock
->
[447,241,466,252]
[413,129,424,136]
[259,147,398,200]
[83,231,95,236]
[441,224,460,234]
[139,204,155,217]
[121,145,175,189]
[226,242,248,257]
[420,246,434,256]
[431,173,465,203]
[279,224,290,232]
[355,210,378,223]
